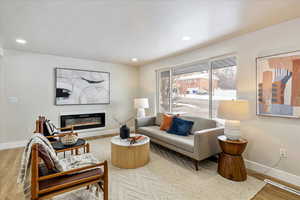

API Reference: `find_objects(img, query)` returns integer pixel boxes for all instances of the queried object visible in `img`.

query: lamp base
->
[224,120,241,140]
[136,108,146,118]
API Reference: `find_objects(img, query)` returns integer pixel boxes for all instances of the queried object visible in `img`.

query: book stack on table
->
[128,135,146,144]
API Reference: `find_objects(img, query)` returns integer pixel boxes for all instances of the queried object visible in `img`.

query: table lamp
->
[134,98,149,118]
[217,100,249,140]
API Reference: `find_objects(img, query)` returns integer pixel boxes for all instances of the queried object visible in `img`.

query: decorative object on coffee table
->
[112,116,134,139]
[111,134,150,169]
[217,135,248,182]
[134,98,149,118]
[119,125,130,139]
[128,135,146,144]
[217,100,249,140]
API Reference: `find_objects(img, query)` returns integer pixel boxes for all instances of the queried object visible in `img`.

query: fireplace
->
[60,112,105,131]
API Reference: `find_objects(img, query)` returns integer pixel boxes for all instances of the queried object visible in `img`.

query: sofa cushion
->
[39,168,103,191]
[155,113,163,126]
[137,126,194,153]
[167,117,194,136]
[42,121,58,142]
[155,113,179,126]
[181,116,216,134]
[160,114,174,131]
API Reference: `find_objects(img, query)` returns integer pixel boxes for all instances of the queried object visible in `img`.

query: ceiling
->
[1,0,300,66]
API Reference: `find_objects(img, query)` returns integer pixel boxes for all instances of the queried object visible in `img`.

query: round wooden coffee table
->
[111,134,150,169]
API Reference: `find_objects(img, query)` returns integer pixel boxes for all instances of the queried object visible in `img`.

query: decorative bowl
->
[60,134,78,146]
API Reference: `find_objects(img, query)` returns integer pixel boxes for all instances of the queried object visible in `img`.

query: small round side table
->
[217,135,248,182]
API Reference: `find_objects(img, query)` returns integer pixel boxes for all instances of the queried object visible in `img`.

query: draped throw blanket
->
[17,133,101,199]
[17,133,66,199]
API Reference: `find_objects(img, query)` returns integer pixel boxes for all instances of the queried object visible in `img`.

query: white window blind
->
[172,62,209,75]
[211,56,237,69]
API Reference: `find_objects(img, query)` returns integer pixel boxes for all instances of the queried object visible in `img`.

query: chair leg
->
[103,161,108,200]
[99,182,104,191]
[194,160,199,171]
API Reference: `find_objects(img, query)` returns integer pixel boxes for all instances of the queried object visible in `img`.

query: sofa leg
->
[194,160,199,171]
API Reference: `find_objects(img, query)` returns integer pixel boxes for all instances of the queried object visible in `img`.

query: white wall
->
[139,18,300,178]
[0,49,139,143]
[0,48,4,143]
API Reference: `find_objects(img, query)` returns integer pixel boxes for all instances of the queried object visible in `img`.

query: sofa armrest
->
[193,127,224,156]
[135,116,156,130]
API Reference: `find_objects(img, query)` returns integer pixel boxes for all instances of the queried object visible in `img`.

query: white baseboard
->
[245,159,300,187]
[78,128,119,138]
[0,127,130,151]
[0,140,27,150]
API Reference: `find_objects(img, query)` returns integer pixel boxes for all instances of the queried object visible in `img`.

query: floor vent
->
[264,179,300,196]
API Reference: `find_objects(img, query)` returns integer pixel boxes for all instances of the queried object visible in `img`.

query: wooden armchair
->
[34,116,90,156]
[34,116,78,140]
[31,143,108,200]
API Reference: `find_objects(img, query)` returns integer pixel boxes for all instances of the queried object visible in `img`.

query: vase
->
[120,125,130,139]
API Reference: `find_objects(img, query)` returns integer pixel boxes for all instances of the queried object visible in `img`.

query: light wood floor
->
[249,170,300,200]
[0,148,24,200]
[0,143,299,200]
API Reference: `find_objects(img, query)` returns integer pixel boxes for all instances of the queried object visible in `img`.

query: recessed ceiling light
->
[131,58,138,62]
[182,36,191,41]
[16,38,27,44]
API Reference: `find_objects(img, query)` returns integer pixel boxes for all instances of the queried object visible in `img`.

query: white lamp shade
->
[134,98,149,109]
[217,100,249,120]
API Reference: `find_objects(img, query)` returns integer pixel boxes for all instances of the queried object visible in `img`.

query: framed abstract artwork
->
[256,50,300,118]
[55,68,110,105]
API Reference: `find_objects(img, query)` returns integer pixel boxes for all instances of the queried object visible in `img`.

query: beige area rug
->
[54,137,265,200]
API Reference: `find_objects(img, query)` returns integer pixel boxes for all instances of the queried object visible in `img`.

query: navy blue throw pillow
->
[167,117,194,136]
[166,117,179,134]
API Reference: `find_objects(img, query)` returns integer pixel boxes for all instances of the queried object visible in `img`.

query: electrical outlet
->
[280,148,288,158]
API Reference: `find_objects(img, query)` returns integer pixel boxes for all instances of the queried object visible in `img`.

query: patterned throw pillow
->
[167,117,194,136]
[45,120,59,135]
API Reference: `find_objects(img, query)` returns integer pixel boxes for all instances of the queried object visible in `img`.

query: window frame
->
[156,55,237,119]
[156,67,172,113]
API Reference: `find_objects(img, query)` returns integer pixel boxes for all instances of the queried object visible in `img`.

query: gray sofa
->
[135,114,224,170]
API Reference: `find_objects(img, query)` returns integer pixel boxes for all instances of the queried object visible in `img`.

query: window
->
[172,62,210,117]
[211,57,237,118]
[156,56,237,119]
[157,69,171,113]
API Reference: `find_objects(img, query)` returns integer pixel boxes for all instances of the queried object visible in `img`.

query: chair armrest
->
[194,127,224,136]
[135,116,156,129]
[54,143,90,153]
[38,160,107,181]
[193,127,224,154]
[46,132,78,139]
